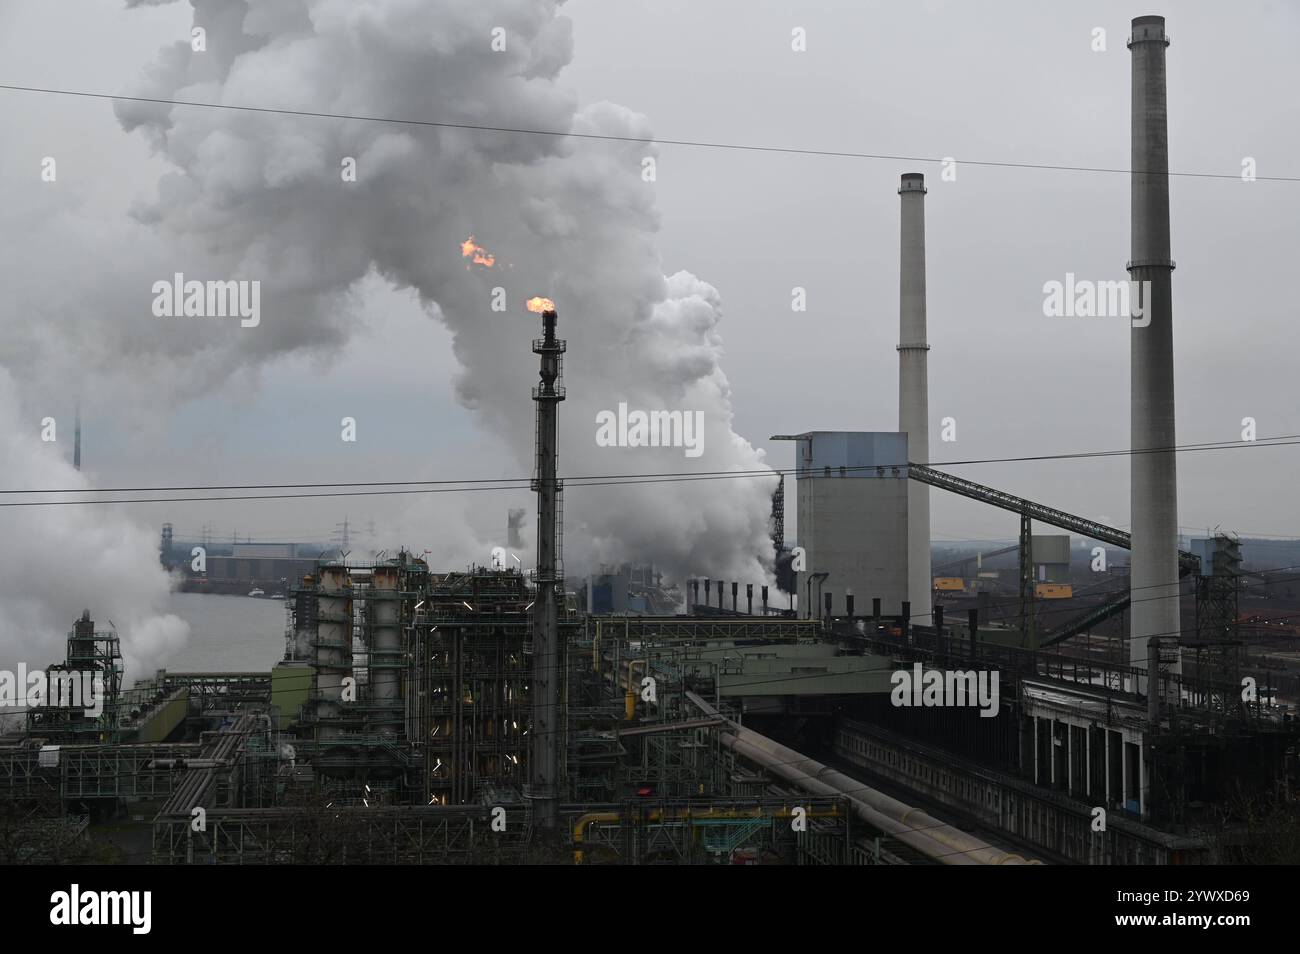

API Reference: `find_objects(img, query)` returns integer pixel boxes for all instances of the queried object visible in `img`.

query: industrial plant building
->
[778,431,909,620]
[2,16,1298,867]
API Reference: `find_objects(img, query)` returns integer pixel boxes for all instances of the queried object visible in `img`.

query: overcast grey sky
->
[556,0,1300,542]
[1,0,1297,581]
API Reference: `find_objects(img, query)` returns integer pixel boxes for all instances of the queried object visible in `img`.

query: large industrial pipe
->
[722,735,974,865]
[1128,15,1181,688]
[746,583,754,615]
[687,692,1032,865]
[899,172,932,628]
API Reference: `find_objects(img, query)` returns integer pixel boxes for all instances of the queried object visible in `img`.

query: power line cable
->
[6,432,1297,500]
[928,435,1300,467]
[2,83,1298,183]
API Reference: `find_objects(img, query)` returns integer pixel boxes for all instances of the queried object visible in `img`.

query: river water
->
[161,592,288,673]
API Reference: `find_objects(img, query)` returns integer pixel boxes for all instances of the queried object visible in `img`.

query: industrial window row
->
[835,729,1004,815]
[836,728,1164,863]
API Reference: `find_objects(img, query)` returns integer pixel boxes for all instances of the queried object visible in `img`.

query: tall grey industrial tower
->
[899,173,931,625]
[1128,16,1181,679]
[530,305,565,830]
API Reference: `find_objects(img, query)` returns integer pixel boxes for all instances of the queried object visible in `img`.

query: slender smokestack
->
[899,173,932,627]
[1128,16,1181,684]
[530,306,565,829]
[73,400,81,471]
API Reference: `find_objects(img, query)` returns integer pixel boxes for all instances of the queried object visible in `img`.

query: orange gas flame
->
[460,236,496,268]
[526,297,556,314]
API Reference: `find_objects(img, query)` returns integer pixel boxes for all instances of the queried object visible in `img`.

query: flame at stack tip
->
[526,296,556,314]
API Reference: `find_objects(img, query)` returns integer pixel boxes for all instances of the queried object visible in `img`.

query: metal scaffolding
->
[25,611,123,744]
[571,797,852,865]
[589,616,820,642]
[153,804,535,865]
[416,568,534,806]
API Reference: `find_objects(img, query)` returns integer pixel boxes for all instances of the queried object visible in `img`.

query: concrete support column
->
[1104,731,1111,808]
[1122,737,1130,808]
[1032,717,1039,786]
[1085,728,1092,800]
[1139,742,1148,819]
[1066,721,1072,794]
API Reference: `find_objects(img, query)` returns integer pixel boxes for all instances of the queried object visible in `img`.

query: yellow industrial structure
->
[1035,583,1073,599]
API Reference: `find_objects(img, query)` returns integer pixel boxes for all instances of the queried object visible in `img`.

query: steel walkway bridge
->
[908,463,1198,647]
[589,616,819,642]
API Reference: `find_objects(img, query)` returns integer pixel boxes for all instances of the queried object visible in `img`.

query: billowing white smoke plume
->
[0,370,190,681]
[12,0,777,584]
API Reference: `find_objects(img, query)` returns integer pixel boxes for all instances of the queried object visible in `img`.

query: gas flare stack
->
[529,298,565,830]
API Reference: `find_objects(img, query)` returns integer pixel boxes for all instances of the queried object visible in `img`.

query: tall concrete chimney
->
[899,173,931,625]
[1127,16,1181,682]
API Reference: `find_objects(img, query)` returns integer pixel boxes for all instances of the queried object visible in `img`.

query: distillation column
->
[370,564,402,737]
[314,563,352,738]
